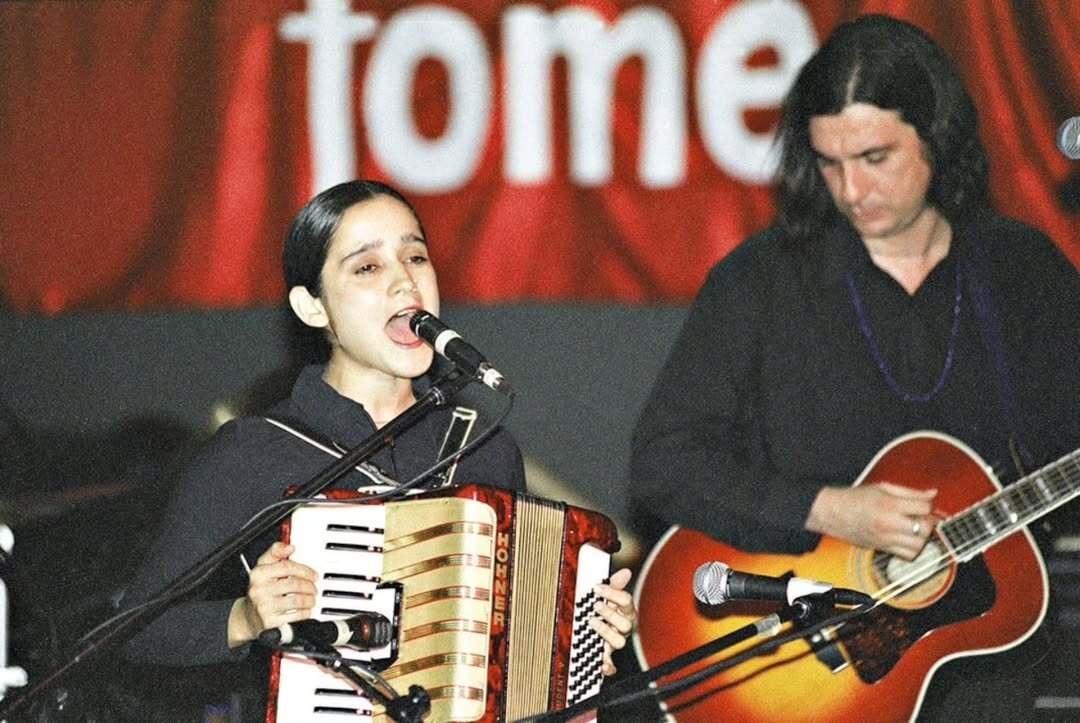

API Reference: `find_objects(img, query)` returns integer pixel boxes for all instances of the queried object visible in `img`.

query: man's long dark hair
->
[774,14,989,246]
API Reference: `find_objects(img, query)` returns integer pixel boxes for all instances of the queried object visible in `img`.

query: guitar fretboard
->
[939,448,1080,560]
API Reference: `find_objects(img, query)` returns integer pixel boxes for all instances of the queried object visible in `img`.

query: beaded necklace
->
[845,262,962,403]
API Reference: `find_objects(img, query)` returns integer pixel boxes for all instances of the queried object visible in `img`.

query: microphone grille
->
[1058,116,1080,160]
[408,309,432,333]
[692,561,731,605]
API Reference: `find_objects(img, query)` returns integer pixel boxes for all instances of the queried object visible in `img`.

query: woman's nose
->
[391,265,418,295]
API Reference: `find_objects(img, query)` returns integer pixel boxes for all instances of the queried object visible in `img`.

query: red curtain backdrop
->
[1,1,1077,314]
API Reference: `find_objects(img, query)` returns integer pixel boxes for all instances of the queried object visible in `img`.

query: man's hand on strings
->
[807,482,938,560]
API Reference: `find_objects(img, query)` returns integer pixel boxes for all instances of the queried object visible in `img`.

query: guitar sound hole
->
[854,542,955,610]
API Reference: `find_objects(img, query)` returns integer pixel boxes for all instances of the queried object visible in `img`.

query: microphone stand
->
[301,643,430,723]
[0,371,473,721]
[1,526,28,705]
[523,593,871,723]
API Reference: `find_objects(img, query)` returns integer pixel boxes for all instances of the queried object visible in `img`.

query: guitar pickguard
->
[839,554,996,683]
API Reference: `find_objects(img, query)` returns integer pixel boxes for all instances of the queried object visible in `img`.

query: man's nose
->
[840,164,867,205]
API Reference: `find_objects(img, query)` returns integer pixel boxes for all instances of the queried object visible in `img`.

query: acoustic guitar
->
[632,431,1080,722]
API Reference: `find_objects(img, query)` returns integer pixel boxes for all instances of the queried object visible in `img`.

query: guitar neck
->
[939,447,1080,559]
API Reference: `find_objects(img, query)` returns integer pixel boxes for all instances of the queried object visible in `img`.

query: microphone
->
[1057,116,1080,160]
[409,311,511,394]
[693,561,873,607]
[258,612,394,649]
[0,525,12,560]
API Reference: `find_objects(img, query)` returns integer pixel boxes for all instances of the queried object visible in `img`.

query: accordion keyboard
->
[273,496,497,722]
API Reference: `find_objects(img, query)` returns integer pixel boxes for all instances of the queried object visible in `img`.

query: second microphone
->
[258,612,394,650]
[693,561,874,607]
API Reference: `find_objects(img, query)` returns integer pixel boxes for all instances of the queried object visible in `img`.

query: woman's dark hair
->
[774,14,989,245]
[283,179,424,296]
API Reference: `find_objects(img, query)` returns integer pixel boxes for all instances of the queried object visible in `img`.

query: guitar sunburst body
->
[633,432,1053,723]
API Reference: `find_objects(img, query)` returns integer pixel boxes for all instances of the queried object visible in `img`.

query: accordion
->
[266,484,620,722]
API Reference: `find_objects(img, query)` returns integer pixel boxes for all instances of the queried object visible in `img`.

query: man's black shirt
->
[630,212,1080,553]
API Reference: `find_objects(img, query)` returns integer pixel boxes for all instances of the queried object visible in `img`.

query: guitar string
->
[871,490,1063,606]
[826,453,1075,605]
[865,452,1080,607]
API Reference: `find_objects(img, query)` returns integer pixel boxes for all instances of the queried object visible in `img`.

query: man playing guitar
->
[630,14,1079,723]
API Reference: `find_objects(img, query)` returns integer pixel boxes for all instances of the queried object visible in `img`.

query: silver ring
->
[911,520,922,536]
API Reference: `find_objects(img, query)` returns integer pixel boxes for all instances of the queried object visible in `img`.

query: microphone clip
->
[786,591,840,624]
[786,592,855,675]
[385,684,432,723]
